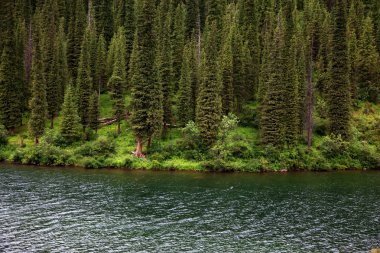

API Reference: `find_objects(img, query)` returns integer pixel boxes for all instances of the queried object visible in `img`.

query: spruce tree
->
[0,0,23,131]
[55,18,70,107]
[95,33,107,93]
[129,0,163,157]
[219,9,234,115]
[68,0,86,77]
[60,85,82,142]
[259,11,287,147]
[177,42,195,126]
[355,16,379,103]
[29,35,47,144]
[328,0,351,139]
[171,3,186,91]
[196,20,222,147]
[155,0,172,135]
[125,0,135,81]
[76,26,95,129]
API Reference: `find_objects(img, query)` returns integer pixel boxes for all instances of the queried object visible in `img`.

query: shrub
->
[179,121,202,150]
[319,135,349,159]
[41,129,66,147]
[76,136,115,157]
[10,143,72,166]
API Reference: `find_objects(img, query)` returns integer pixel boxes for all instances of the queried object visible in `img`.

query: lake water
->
[0,165,379,252]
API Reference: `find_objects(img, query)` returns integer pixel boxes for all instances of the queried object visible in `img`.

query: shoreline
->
[1,161,378,174]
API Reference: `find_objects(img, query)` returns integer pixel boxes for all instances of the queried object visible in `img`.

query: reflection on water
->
[0,165,379,252]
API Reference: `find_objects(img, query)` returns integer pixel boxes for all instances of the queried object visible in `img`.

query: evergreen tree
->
[68,0,86,77]
[155,0,172,134]
[328,0,351,139]
[177,42,195,126]
[55,18,70,107]
[129,0,163,157]
[43,1,64,129]
[219,7,234,115]
[124,0,135,81]
[77,25,96,129]
[0,0,23,131]
[113,0,125,32]
[95,33,107,93]
[171,3,186,91]
[60,85,82,142]
[29,34,47,144]
[259,11,287,147]
[196,20,222,147]
[93,0,113,42]
[355,16,379,103]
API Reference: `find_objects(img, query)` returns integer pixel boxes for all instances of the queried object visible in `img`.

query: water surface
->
[0,165,379,252]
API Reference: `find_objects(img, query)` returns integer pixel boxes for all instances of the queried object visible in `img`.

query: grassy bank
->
[0,94,379,172]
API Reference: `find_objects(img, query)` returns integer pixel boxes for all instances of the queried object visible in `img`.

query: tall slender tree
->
[328,0,351,139]
[129,0,163,157]
[196,20,222,147]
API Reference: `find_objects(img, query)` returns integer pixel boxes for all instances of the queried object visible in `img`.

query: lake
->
[0,165,379,252]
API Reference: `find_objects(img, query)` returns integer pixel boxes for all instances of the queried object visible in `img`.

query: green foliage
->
[75,136,115,157]
[328,0,351,139]
[28,27,48,143]
[259,11,287,147]
[60,85,82,143]
[196,20,222,147]
[129,0,163,144]
[11,143,73,166]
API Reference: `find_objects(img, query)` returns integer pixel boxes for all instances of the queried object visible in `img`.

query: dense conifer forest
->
[0,0,379,171]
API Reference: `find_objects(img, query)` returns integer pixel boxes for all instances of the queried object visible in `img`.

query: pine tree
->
[68,0,86,77]
[55,18,70,107]
[88,90,100,132]
[171,3,186,91]
[95,33,107,93]
[196,20,222,147]
[43,1,64,129]
[259,11,287,147]
[29,33,47,144]
[0,0,23,131]
[113,0,125,32]
[93,0,113,42]
[177,42,195,126]
[60,85,82,142]
[328,0,351,139]
[129,0,163,157]
[76,26,96,129]
[125,0,135,82]
[155,0,172,135]
[286,21,306,146]
[219,7,234,115]
[355,16,379,103]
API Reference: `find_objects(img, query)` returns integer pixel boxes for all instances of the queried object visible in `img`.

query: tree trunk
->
[35,137,39,145]
[134,138,144,158]
[117,121,121,134]
[50,117,54,129]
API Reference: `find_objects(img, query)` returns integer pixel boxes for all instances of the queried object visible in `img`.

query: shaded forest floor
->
[1,93,379,172]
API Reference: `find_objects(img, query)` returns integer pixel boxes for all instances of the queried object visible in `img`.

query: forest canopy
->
[0,0,379,171]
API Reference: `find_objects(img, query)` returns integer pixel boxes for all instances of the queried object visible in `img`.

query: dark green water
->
[0,165,379,252]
